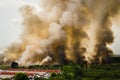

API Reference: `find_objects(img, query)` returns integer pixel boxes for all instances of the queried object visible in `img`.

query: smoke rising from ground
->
[3,0,120,66]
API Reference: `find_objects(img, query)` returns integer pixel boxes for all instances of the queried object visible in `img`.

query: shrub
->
[2,78,10,80]
[14,73,29,80]
[34,77,47,80]
[51,73,57,77]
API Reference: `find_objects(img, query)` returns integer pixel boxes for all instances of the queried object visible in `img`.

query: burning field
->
[3,0,120,66]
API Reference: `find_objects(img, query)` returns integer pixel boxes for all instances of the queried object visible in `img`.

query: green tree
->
[10,62,18,68]
[14,73,29,80]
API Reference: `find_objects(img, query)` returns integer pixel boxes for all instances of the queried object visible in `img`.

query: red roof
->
[0,69,61,76]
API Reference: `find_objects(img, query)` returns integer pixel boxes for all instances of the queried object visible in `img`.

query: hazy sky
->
[0,0,39,53]
[0,0,120,55]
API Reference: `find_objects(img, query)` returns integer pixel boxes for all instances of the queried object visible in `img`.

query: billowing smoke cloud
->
[4,0,120,66]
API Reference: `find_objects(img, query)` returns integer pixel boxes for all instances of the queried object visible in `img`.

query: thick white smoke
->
[3,0,120,66]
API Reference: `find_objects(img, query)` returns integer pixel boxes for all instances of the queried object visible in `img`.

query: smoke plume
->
[4,0,120,66]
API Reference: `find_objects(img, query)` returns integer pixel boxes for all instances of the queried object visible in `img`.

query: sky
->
[0,0,39,53]
[0,0,120,55]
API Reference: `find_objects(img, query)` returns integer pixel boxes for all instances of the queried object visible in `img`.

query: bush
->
[14,73,29,80]
[34,77,47,80]
[2,78,10,80]
[51,73,57,77]
[0,65,10,69]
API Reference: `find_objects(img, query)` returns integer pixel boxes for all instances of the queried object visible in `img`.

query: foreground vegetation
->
[1,63,120,80]
[0,58,120,80]
[49,63,120,80]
